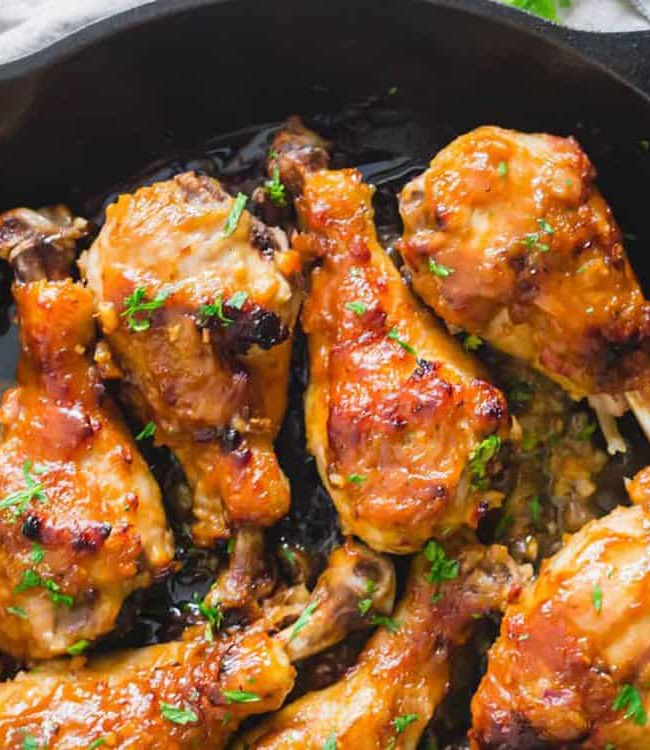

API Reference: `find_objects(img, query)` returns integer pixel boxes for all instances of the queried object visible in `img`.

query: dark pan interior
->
[1,0,650,666]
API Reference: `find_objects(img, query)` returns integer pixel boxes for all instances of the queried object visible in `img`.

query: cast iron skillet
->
[0,0,650,735]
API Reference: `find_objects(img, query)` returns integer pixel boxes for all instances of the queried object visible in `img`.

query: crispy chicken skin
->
[399,126,650,400]
[0,539,395,748]
[0,627,294,749]
[237,543,526,750]
[0,207,174,660]
[273,119,510,553]
[471,496,650,749]
[82,173,302,546]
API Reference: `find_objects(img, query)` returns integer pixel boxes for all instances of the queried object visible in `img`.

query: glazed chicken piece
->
[237,542,526,750]
[399,126,650,451]
[0,207,174,659]
[82,172,302,546]
[271,119,510,553]
[0,538,395,748]
[471,485,650,749]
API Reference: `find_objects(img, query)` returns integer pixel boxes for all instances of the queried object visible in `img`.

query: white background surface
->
[0,0,648,65]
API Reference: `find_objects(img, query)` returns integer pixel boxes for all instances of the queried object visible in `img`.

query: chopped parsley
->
[160,702,198,725]
[345,301,367,315]
[121,287,169,332]
[537,218,555,235]
[424,541,459,584]
[592,583,602,614]
[575,421,597,441]
[67,639,90,655]
[291,600,319,639]
[369,614,399,633]
[228,291,248,310]
[464,334,483,351]
[529,495,541,523]
[348,474,366,485]
[193,592,223,641]
[393,713,419,733]
[0,460,47,518]
[428,258,454,278]
[14,569,73,608]
[223,193,248,236]
[7,605,27,619]
[222,689,261,704]
[226,538,235,554]
[281,546,296,565]
[21,734,39,750]
[612,684,647,725]
[497,161,508,177]
[469,434,502,490]
[87,741,107,750]
[387,327,417,356]
[323,733,337,750]
[198,295,233,327]
[265,152,287,207]
[521,232,549,253]
[30,542,44,564]
[135,421,156,441]
[358,597,372,616]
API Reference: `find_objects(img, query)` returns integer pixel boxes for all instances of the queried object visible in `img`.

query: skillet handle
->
[551,28,650,99]
[468,0,650,99]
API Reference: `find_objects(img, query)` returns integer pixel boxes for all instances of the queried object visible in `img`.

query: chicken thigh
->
[272,119,510,553]
[399,126,650,448]
[471,487,650,749]
[0,207,174,659]
[0,538,395,748]
[82,173,302,546]
[237,542,526,750]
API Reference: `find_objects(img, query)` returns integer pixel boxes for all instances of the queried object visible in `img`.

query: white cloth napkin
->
[0,0,648,65]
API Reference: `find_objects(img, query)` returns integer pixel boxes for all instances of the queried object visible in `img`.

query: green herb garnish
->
[0,461,47,518]
[428,258,454,278]
[14,569,73,608]
[393,713,419,733]
[498,161,508,177]
[322,733,337,750]
[369,614,399,633]
[345,301,367,315]
[198,295,233,327]
[358,598,372,616]
[136,421,156,441]
[348,474,366,485]
[529,495,541,523]
[223,193,248,236]
[222,689,261,704]
[160,702,199,725]
[7,605,27,619]
[122,287,169,332]
[193,592,223,641]
[227,291,248,310]
[67,639,90,656]
[592,583,602,614]
[464,334,483,351]
[387,327,417,356]
[469,434,502,489]
[613,684,647,725]
[265,152,287,207]
[291,600,319,639]
[424,541,459,584]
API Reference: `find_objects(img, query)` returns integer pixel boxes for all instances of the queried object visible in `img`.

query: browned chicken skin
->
[273,119,510,553]
[471,482,650,749]
[82,173,302,546]
[399,126,650,401]
[0,207,174,660]
[237,542,526,750]
[0,538,395,748]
